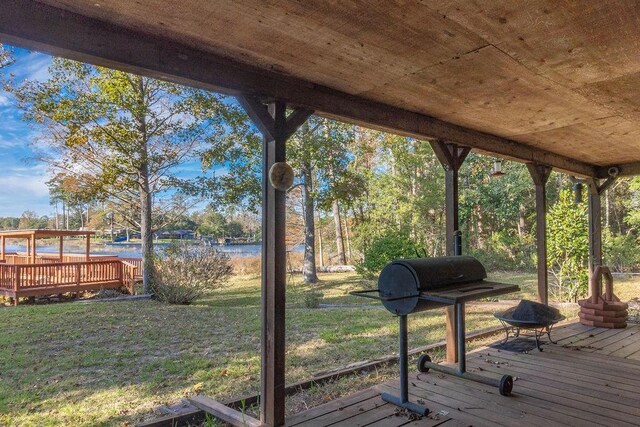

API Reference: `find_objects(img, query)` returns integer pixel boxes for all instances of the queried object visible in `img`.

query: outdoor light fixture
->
[573,182,583,204]
[490,159,505,177]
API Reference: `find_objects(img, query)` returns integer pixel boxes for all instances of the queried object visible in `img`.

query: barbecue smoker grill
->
[352,256,519,415]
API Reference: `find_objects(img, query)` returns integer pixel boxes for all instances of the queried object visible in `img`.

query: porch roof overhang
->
[1,1,640,178]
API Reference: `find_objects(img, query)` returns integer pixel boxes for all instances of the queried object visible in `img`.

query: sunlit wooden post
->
[237,95,312,427]
[59,236,64,262]
[527,163,552,305]
[586,177,616,276]
[85,233,91,262]
[430,140,470,364]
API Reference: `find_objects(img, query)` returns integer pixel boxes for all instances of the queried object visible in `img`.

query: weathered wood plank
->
[189,395,262,427]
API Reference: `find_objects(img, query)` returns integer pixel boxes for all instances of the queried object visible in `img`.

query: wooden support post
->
[584,176,616,281]
[588,181,602,276]
[32,236,36,264]
[237,95,312,427]
[430,140,470,363]
[59,236,64,262]
[85,234,91,262]
[1,236,5,260]
[527,163,552,305]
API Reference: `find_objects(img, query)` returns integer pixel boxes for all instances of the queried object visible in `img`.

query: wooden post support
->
[430,140,470,363]
[59,236,64,262]
[1,236,5,260]
[32,236,37,264]
[237,95,312,427]
[85,234,91,262]
[527,163,552,305]
[585,177,615,276]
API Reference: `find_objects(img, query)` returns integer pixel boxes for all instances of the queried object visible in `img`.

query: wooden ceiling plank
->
[0,0,601,177]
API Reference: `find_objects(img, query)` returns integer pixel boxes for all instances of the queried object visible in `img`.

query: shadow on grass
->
[0,271,536,426]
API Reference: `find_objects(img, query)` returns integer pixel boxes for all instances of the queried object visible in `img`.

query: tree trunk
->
[332,200,346,265]
[137,77,155,294]
[343,214,352,264]
[317,213,324,267]
[301,165,319,283]
[140,170,154,293]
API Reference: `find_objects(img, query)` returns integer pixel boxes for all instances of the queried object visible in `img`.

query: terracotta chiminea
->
[578,266,628,328]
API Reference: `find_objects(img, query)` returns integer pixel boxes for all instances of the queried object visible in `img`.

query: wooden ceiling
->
[5,1,640,173]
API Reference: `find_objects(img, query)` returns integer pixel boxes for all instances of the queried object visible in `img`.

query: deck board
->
[287,322,640,426]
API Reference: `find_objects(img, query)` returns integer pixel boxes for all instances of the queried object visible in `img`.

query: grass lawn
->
[0,271,637,426]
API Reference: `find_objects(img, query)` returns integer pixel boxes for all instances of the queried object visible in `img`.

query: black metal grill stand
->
[417,303,513,396]
[380,315,430,415]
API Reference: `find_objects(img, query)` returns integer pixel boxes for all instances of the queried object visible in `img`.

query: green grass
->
[0,271,638,426]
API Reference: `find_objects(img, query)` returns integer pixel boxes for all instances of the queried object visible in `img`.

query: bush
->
[605,233,640,273]
[153,243,233,304]
[547,189,589,302]
[355,229,417,278]
[303,290,323,308]
[469,231,534,271]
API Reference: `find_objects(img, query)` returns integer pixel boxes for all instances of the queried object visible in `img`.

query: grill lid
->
[379,256,487,293]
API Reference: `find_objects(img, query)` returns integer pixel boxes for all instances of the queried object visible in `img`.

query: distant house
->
[157,229,196,240]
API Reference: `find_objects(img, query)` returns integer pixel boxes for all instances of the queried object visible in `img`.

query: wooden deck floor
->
[287,322,640,427]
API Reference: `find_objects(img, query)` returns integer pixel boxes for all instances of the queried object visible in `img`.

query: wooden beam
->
[238,97,310,427]
[188,395,262,427]
[430,140,469,364]
[59,236,64,262]
[85,234,91,262]
[0,0,598,178]
[527,163,552,305]
[1,236,4,260]
[596,162,640,178]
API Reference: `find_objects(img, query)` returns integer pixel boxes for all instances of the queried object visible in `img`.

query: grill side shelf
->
[350,289,420,302]
[418,281,520,304]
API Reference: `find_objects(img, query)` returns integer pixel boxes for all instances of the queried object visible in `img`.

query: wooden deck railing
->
[0,258,140,301]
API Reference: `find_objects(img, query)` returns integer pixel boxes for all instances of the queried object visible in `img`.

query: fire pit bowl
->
[495,300,565,351]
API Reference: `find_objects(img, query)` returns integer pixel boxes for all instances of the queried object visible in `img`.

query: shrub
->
[547,189,589,302]
[153,243,233,304]
[355,228,417,278]
[605,233,640,273]
[303,289,323,308]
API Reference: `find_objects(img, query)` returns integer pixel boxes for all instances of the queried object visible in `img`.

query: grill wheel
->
[417,354,431,373]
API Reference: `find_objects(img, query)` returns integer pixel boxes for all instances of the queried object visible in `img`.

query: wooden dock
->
[286,322,640,426]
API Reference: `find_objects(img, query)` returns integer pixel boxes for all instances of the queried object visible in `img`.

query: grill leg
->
[419,302,514,396]
[381,315,429,416]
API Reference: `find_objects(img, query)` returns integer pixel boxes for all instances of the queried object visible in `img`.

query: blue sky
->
[0,46,232,218]
[0,47,52,217]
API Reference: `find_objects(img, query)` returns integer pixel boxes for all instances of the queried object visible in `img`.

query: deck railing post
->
[76,263,81,289]
[14,265,19,291]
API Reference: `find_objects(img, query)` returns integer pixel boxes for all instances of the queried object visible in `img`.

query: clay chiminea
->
[578,265,628,328]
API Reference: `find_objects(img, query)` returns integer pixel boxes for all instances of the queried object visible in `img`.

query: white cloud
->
[0,164,51,216]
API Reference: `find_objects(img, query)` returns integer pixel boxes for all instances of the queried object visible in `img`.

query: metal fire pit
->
[495,300,565,351]
[352,255,519,416]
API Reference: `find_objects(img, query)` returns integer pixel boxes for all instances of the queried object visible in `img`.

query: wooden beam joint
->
[237,95,313,142]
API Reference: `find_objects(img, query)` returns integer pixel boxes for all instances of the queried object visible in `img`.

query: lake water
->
[4,242,302,258]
